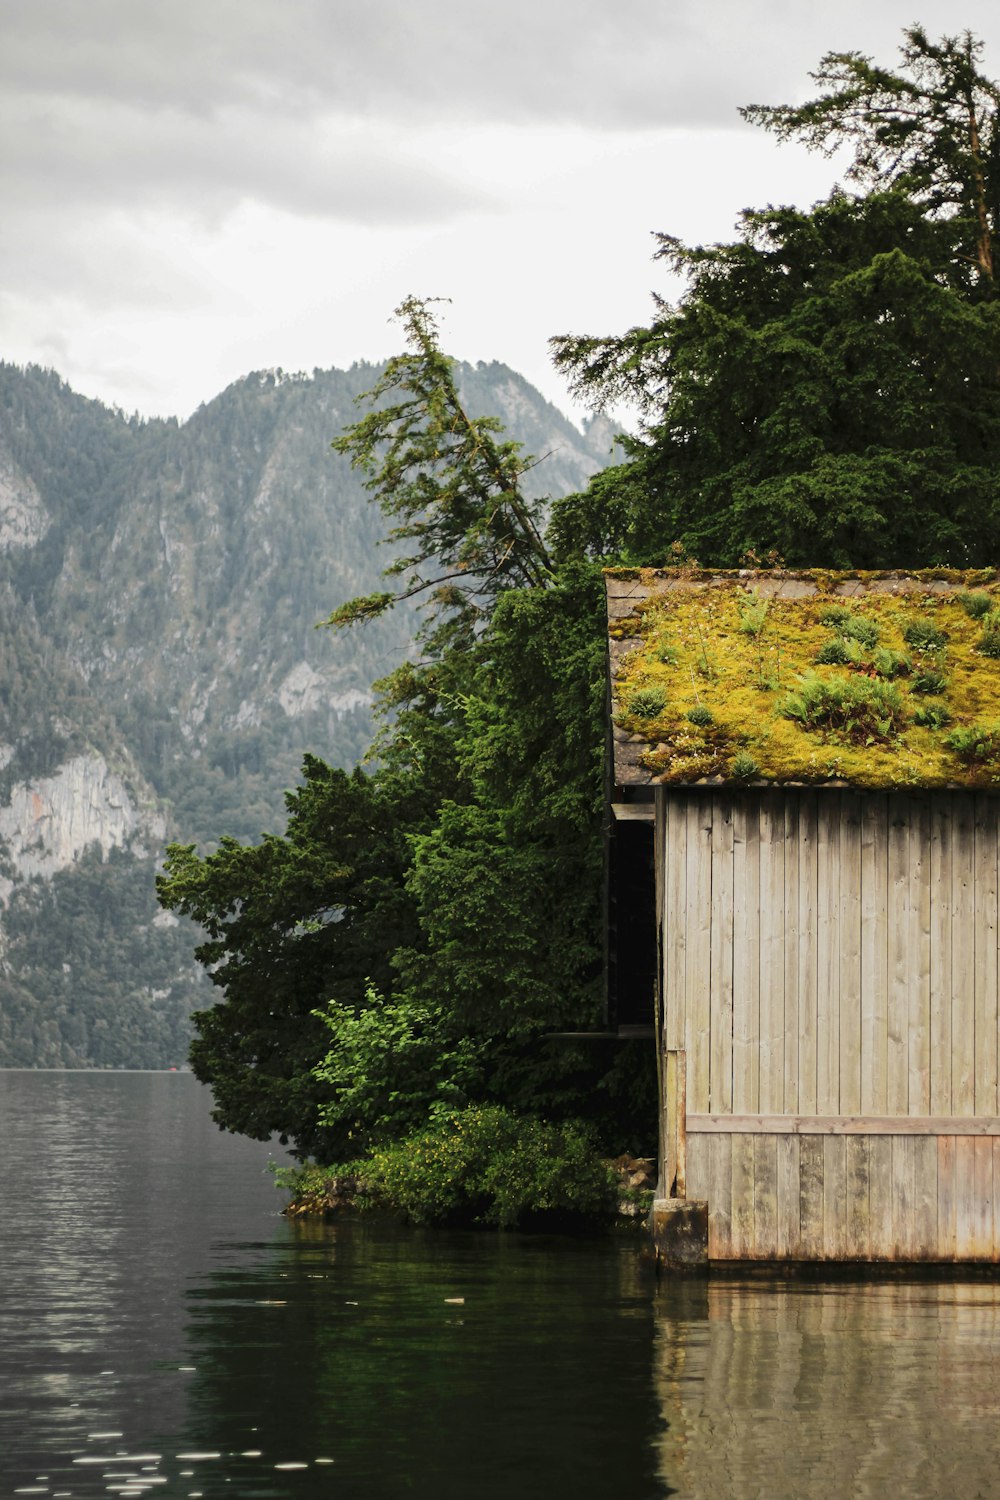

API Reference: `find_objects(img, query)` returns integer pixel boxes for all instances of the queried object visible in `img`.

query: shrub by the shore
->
[276,1105,619,1229]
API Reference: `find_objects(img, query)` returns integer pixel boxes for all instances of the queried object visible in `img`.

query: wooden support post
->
[653,1044,707,1268]
[665,1048,687,1199]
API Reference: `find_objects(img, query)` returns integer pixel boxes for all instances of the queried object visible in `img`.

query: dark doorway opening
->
[607,814,656,1032]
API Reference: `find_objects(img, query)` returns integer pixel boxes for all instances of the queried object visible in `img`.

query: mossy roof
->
[607,568,1000,791]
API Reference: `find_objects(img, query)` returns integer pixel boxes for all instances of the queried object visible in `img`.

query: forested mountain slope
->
[0,360,613,1067]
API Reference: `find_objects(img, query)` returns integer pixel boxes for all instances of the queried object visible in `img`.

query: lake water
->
[3,1073,1000,1500]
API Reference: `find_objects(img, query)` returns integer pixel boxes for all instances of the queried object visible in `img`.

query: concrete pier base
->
[650,1197,708,1269]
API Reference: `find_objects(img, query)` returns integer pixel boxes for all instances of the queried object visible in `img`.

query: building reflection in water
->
[652,1278,1000,1499]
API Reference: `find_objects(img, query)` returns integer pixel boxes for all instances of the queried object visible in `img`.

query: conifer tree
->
[551,29,1000,569]
[158,301,623,1160]
[742,26,1000,289]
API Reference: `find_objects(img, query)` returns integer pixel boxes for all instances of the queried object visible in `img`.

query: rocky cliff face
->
[0,359,613,1067]
[0,455,48,551]
[0,753,163,891]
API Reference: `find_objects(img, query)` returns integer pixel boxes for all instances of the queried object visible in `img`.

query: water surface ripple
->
[2,1072,1000,1498]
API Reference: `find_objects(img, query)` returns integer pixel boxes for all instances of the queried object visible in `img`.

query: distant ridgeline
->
[0,359,613,1068]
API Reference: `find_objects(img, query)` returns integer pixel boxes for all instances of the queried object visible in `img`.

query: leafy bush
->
[817,606,880,647]
[312,985,482,1149]
[686,704,714,726]
[871,647,912,679]
[780,672,907,742]
[912,668,949,695]
[841,617,880,648]
[815,638,852,666]
[350,1106,617,1227]
[816,605,854,628]
[944,722,1000,762]
[627,685,668,718]
[271,1161,355,1214]
[816,636,874,669]
[977,612,1000,659]
[958,589,993,619]
[913,703,952,729]
[902,617,948,651]
[737,590,769,636]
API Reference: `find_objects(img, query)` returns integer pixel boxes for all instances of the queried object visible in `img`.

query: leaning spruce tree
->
[159,299,619,1164]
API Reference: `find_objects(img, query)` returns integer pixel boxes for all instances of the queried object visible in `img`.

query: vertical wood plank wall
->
[658,788,1000,1261]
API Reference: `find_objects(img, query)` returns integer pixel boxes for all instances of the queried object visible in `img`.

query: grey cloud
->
[5,0,999,240]
[0,92,492,226]
[0,203,224,310]
[4,0,999,423]
[7,0,977,133]
[3,0,721,127]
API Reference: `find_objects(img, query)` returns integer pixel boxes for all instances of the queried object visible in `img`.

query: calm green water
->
[3,1072,1000,1498]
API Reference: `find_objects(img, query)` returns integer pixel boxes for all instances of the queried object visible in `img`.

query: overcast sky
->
[4,1,1000,424]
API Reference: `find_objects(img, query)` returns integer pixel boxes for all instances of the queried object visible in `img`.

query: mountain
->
[0,359,615,1067]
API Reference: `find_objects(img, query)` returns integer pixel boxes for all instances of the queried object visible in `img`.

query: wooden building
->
[608,568,1000,1264]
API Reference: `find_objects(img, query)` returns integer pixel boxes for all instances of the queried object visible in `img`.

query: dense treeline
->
[0,849,198,1068]
[160,29,1000,1223]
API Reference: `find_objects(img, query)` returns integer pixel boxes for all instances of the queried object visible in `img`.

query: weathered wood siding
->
[658,789,999,1120]
[685,1127,1000,1261]
[657,787,1000,1260]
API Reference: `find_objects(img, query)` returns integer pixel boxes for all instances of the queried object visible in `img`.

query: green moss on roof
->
[607,569,1000,790]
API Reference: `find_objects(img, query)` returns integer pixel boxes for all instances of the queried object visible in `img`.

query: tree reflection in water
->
[169,1219,668,1500]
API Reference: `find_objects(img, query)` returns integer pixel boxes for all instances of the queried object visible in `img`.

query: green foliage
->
[913,668,950,695]
[627,686,668,718]
[731,751,761,779]
[815,638,852,666]
[944,722,1000,761]
[958,589,994,618]
[323,591,396,627]
[312,984,482,1149]
[816,630,895,669]
[686,705,714,726]
[397,566,609,1045]
[327,297,551,650]
[872,647,912,679]
[780,672,908,742]
[913,703,953,729]
[157,758,422,1156]
[553,183,1000,569]
[269,1160,348,1213]
[740,26,1000,288]
[350,1106,616,1228]
[819,607,881,647]
[553,26,1000,571]
[547,462,647,564]
[154,317,642,1162]
[902,618,949,651]
[736,590,770,636]
[977,613,1000,657]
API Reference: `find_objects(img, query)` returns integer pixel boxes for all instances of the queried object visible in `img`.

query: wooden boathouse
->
[608,567,1000,1264]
